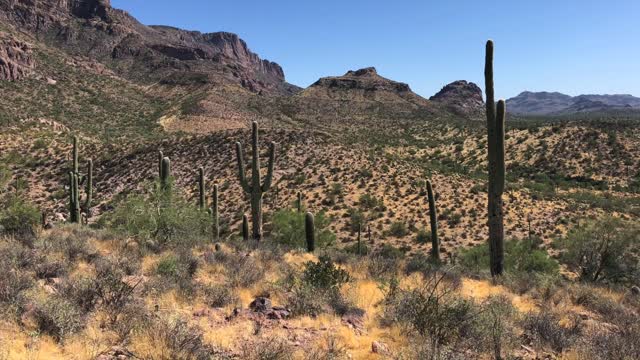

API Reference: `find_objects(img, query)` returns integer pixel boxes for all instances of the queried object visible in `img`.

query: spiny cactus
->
[68,172,78,223]
[160,157,171,190]
[198,167,205,209]
[305,212,315,252]
[485,40,506,276]
[235,121,276,241]
[242,214,249,241]
[72,136,79,175]
[427,180,439,261]
[158,150,164,179]
[297,192,303,212]
[85,159,93,216]
[212,184,219,241]
[68,136,91,224]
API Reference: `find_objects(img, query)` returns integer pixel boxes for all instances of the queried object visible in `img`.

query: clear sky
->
[112,0,640,99]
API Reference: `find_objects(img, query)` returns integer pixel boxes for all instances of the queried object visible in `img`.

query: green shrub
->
[347,208,365,232]
[415,229,431,244]
[555,216,640,283]
[387,221,408,237]
[0,195,40,237]
[100,182,211,249]
[358,193,383,210]
[270,209,335,249]
[381,270,476,353]
[459,238,559,275]
[32,296,84,341]
[203,284,239,308]
[302,255,350,290]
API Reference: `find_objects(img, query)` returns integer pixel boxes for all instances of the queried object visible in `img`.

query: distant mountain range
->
[506,91,640,115]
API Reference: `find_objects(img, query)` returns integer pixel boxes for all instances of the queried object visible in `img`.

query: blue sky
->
[112,0,640,99]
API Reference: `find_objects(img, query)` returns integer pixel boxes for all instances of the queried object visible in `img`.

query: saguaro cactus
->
[485,40,506,276]
[427,180,439,261]
[198,167,205,209]
[235,121,276,241]
[68,172,80,223]
[84,159,93,216]
[158,150,164,179]
[242,214,249,241]
[212,184,219,241]
[72,136,79,175]
[305,212,315,252]
[160,157,171,190]
[357,224,362,255]
[297,192,303,212]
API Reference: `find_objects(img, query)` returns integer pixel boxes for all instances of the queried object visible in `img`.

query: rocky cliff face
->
[0,0,294,94]
[430,80,483,116]
[0,33,34,80]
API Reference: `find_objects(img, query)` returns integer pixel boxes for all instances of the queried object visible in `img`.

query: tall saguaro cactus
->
[242,214,249,241]
[160,157,171,190]
[68,136,91,224]
[68,172,80,223]
[212,184,219,241]
[305,212,315,252]
[485,40,506,276]
[427,180,439,261]
[85,159,93,216]
[235,121,276,241]
[197,167,205,209]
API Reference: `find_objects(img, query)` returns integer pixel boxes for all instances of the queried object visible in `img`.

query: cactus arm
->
[158,150,164,179]
[198,167,205,209]
[261,141,276,192]
[235,142,251,193]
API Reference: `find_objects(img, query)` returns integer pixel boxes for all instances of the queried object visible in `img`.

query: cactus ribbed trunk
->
[85,159,93,216]
[305,212,315,252]
[485,40,506,277]
[161,157,171,190]
[242,214,249,241]
[297,192,303,212]
[158,150,164,179]
[235,121,276,241]
[72,136,78,175]
[198,167,205,209]
[212,184,219,241]
[427,180,439,261]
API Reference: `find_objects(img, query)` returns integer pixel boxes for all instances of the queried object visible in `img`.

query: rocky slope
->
[507,91,640,115]
[429,80,484,117]
[0,0,297,94]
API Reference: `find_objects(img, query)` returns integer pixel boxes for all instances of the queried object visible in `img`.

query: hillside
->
[1,1,640,359]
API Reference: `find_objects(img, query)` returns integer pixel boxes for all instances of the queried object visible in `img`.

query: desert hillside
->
[1,1,640,359]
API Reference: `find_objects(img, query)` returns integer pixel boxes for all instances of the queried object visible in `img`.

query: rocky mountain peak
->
[430,80,484,116]
[345,67,377,77]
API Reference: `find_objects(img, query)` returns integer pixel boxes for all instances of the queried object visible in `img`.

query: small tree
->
[556,216,640,283]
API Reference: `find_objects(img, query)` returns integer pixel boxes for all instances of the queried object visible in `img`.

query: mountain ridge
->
[507,91,640,115]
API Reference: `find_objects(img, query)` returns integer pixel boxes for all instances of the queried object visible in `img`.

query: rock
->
[54,213,66,222]
[46,77,57,85]
[430,80,484,117]
[0,35,34,81]
[249,297,272,312]
[95,346,135,360]
[372,341,389,355]
[631,285,640,295]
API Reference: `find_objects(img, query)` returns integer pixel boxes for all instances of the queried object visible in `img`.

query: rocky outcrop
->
[303,67,427,105]
[0,34,34,80]
[430,80,483,116]
[0,0,295,94]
